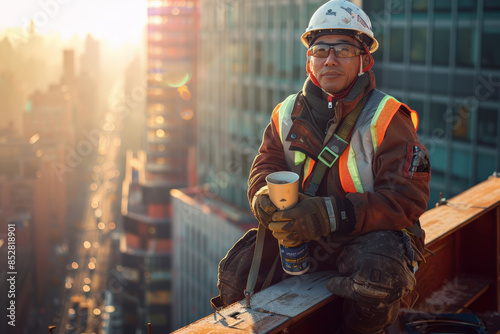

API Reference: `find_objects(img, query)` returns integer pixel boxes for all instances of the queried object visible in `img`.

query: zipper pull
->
[328,95,333,109]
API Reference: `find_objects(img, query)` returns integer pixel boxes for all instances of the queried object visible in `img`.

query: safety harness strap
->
[305,95,368,196]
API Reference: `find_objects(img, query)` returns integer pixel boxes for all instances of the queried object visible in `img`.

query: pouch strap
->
[244,223,266,308]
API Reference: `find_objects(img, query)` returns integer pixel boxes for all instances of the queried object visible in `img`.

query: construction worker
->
[214,1,431,333]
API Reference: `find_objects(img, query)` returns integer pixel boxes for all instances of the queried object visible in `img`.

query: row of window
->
[365,0,500,13]
[375,27,500,69]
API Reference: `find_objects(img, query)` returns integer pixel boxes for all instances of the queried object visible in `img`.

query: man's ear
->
[361,49,374,74]
[362,53,371,68]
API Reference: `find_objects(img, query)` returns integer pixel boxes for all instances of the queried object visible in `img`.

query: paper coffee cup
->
[265,171,299,210]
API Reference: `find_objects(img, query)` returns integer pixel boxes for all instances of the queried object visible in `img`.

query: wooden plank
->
[249,271,336,318]
[170,304,289,334]
[420,176,500,245]
[172,271,338,334]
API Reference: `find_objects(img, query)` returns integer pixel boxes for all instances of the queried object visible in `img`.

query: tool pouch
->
[210,228,281,310]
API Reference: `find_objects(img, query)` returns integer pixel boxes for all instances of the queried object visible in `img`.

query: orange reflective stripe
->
[410,109,419,131]
[375,98,401,148]
[339,145,357,193]
[339,96,421,194]
[271,103,282,135]
[302,158,316,190]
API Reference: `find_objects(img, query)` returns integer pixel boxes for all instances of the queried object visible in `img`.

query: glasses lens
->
[310,43,361,58]
[311,44,330,58]
[333,44,359,58]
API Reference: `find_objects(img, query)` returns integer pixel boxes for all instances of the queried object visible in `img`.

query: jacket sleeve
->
[247,104,289,206]
[345,109,431,235]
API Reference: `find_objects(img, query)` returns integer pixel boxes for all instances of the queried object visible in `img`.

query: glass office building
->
[362,0,500,205]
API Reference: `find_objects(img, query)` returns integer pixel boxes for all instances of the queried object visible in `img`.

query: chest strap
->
[305,95,368,196]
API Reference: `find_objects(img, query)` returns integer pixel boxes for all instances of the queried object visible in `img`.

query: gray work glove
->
[251,185,277,228]
[269,196,339,247]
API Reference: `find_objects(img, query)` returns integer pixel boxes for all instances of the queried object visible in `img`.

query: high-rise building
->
[78,34,102,133]
[0,137,38,332]
[145,0,197,186]
[170,187,255,329]
[119,0,198,332]
[362,0,500,205]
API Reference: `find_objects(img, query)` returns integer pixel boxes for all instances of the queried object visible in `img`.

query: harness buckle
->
[318,134,349,168]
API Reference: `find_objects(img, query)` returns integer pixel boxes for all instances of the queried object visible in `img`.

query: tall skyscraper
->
[119,1,198,332]
[362,0,500,205]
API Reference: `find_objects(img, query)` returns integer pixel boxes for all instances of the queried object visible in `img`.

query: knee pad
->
[329,231,416,305]
[350,253,415,304]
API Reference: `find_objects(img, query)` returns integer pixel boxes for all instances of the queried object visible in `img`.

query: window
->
[429,146,447,174]
[458,0,476,12]
[435,0,451,11]
[481,29,500,70]
[429,102,447,138]
[477,108,497,146]
[390,28,404,62]
[362,0,385,12]
[450,104,471,142]
[451,148,470,180]
[372,33,383,62]
[477,152,496,182]
[433,29,450,65]
[411,27,427,64]
[456,28,476,67]
[485,0,500,10]
[412,0,428,12]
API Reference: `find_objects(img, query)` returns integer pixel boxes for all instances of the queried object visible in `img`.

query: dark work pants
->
[217,229,416,333]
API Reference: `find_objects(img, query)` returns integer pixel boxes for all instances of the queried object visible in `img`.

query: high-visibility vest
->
[272,89,419,194]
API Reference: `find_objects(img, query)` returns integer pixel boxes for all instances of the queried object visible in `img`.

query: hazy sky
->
[0,0,147,45]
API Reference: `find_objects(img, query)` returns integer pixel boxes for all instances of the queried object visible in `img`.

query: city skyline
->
[0,0,499,332]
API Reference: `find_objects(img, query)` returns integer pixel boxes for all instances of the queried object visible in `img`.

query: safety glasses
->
[310,42,364,58]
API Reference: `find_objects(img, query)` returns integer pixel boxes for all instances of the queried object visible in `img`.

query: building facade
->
[196,0,326,208]
[119,150,173,334]
[170,187,255,329]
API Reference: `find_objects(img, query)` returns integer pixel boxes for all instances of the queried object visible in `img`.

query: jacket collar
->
[301,71,376,120]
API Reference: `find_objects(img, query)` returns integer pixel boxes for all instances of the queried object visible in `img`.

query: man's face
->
[309,35,369,94]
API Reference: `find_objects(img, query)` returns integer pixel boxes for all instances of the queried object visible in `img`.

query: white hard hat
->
[301,0,379,53]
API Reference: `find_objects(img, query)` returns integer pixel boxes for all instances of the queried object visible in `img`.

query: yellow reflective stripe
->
[346,145,364,193]
[294,151,306,165]
[278,94,296,143]
[370,95,396,153]
[303,156,312,180]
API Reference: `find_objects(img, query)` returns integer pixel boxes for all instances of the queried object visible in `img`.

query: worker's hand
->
[251,185,277,229]
[269,196,339,246]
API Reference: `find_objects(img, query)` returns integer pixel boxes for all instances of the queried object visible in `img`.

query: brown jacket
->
[248,72,430,248]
